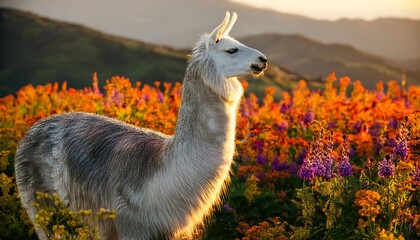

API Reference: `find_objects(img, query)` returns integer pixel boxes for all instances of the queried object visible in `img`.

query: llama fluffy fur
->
[15,12,266,239]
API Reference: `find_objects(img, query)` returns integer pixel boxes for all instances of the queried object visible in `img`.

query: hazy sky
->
[231,0,420,20]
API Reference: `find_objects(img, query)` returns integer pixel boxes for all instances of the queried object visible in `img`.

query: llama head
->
[189,12,268,102]
[207,12,267,78]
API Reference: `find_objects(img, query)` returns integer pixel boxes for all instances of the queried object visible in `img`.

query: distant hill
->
[0,9,187,96]
[0,9,305,97]
[398,58,420,73]
[1,0,419,61]
[240,34,420,89]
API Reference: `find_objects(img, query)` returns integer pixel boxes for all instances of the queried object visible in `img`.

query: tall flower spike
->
[299,159,314,181]
[299,141,315,180]
[322,131,335,179]
[323,154,334,179]
[338,135,353,177]
[378,154,395,178]
[411,164,420,184]
[393,116,410,160]
[394,138,408,159]
[338,156,353,177]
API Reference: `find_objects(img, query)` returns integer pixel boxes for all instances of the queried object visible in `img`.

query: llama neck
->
[160,73,242,232]
[140,66,244,236]
[163,70,244,203]
[172,73,241,166]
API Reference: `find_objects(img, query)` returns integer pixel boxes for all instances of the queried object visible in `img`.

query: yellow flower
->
[355,190,381,220]
[358,218,368,228]
[375,228,404,240]
[107,213,117,220]
[244,175,261,204]
[52,224,65,235]
[79,209,92,216]
[396,161,414,175]
[355,190,381,206]
[67,220,78,227]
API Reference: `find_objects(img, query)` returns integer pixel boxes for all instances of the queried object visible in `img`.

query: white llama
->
[15,12,267,239]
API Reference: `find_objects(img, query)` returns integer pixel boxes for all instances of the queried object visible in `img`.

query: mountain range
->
[0,8,418,98]
[240,34,420,90]
[1,0,419,62]
[1,9,309,97]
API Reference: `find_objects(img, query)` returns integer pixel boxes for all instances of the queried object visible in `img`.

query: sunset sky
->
[231,0,420,20]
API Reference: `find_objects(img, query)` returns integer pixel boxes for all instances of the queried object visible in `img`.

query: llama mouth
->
[251,64,267,74]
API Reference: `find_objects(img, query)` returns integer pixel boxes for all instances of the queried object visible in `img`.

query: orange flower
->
[355,190,381,220]
[339,76,351,98]
[413,214,420,231]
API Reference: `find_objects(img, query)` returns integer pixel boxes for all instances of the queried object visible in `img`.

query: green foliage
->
[0,9,187,96]
[292,178,360,239]
[0,127,35,239]
[32,192,116,239]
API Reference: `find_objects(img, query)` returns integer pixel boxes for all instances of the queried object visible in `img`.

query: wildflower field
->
[1,72,420,239]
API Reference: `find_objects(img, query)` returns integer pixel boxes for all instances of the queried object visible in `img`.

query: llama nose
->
[259,56,267,63]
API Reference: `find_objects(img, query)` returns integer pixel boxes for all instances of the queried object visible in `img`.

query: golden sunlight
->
[230,0,420,20]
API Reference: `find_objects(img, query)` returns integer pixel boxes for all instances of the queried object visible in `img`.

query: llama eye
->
[225,48,238,54]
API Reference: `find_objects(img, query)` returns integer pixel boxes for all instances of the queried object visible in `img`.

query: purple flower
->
[275,121,288,132]
[322,155,333,179]
[378,154,395,178]
[353,120,362,134]
[241,98,257,116]
[271,157,289,171]
[239,107,246,117]
[289,162,297,175]
[255,172,264,179]
[328,121,336,129]
[280,103,292,113]
[303,110,314,125]
[373,139,383,156]
[349,148,356,159]
[405,99,410,109]
[338,157,353,177]
[299,160,314,181]
[158,91,164,103]
[256,153,267,166]
[223,204,235,213]
[311,158,325,177]
[376,91,385,101]
[297,150,307,165]
[388,138,396,148]
[393,139,408,160]
[368,122,381,137]
[387,119,398,129]
[271,156,280,170]
[253,140,264,151]
[411,165,420,182]
[93,87,102,96]
[112,90,123,107]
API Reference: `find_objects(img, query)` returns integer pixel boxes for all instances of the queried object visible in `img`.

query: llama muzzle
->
[251,55,268,74]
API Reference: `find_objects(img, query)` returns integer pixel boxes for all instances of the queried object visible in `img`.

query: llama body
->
[15,12,267,239]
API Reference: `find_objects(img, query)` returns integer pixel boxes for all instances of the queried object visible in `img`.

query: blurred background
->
[1,0,419,97]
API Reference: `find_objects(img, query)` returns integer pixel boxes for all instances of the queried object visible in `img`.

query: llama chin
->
[15,11,267,239]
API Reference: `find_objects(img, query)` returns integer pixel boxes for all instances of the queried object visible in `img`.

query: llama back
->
[15,112,167,224]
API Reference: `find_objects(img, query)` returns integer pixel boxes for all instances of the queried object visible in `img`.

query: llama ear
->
[222,12,238,37]
[209,12,231,43]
